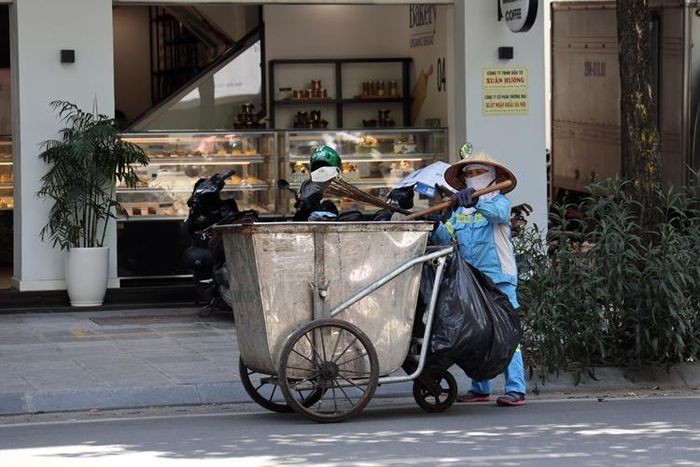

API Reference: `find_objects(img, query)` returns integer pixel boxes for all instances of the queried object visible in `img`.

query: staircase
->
[149,5,259,105]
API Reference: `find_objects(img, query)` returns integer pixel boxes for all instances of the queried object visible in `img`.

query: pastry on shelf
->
[341,163,359,181]
[399,160,414,173]
[290,161,308,184]
[242,175,264,185]
[393,138,418,154]
[356,135,380,154]
[225,174,243,185]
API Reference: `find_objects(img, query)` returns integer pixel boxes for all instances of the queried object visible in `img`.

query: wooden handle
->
[403,180,514,221]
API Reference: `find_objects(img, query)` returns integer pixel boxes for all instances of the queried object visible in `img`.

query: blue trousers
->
[470,281,526,395]
[470,346,526,395]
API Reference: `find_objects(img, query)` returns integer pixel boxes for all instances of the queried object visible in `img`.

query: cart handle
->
[403,180,514,221]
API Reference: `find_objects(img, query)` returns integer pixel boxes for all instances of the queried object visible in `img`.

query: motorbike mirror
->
[221,169,236,180]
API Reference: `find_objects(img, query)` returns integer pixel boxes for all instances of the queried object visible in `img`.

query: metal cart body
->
[219,222,454,421]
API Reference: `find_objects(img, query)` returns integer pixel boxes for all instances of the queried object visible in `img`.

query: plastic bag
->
[426,253,521,381]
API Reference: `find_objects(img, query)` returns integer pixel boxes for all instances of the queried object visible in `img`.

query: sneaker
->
[456,391,490,403]
[496,392,527,407]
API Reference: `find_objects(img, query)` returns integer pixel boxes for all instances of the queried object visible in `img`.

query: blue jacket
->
[431,194,519,308]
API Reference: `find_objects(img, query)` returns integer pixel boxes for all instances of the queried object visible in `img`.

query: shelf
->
[0,207,13,212]
[288,177,405,190]
[342,98,404,104]
[0,183,13,189]
[121,131,276,144]
[286,128,443,139]
[118,214,186,222]
[289,153,437,163]
[270,57,411,127]
[273,99,339,106]
[146,155,268,165]
[116,183,270,194]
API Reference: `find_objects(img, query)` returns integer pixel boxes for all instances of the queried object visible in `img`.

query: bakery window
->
[280,128,448,214]
[117,131,277,220]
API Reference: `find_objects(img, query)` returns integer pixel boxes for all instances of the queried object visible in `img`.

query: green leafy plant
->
[37,101,148,250]
[516,174,700,381]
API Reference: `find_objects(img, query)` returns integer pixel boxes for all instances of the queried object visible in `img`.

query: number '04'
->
[437,58,447,92]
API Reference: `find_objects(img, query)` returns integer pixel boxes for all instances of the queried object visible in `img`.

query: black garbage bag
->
[425,253,521,381]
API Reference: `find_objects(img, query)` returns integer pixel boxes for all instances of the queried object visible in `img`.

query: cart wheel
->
[239,357,323,413]
[279,318,379,423]
[412,369,458,413]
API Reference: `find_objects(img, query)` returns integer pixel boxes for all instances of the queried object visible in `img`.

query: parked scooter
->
[183,170,257,316]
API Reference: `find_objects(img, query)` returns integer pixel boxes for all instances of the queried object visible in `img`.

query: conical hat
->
[444,151,517,193]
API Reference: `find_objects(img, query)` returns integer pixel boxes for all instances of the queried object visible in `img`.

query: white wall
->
[264,4,451,130]
[10,0,117,291]
[113,5,151,121]
[264,5,408,60]
[196,4,257,42]
[455,0,548,230]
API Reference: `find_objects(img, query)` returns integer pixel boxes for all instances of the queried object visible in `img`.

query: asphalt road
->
[1,396,699,466]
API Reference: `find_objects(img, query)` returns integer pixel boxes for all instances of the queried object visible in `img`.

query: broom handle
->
[403,180,514,221]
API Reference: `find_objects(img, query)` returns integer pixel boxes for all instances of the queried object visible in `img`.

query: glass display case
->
[281,128,448,214]
[117,131,278,220]
[0,136,12,211]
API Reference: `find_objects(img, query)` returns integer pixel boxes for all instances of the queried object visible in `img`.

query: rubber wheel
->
[412,369,458,413]
[239,357,322,413]
[279,318,379,423]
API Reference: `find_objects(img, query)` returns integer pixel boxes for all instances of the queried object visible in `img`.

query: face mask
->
[465,167,495,191]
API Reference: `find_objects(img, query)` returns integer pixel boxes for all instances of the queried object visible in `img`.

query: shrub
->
[516,176,700,381]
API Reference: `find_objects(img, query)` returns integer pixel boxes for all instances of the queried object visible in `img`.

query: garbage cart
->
[218,222,454,422]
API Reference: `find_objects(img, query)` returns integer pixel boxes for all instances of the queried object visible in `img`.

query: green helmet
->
[310,145,342,172]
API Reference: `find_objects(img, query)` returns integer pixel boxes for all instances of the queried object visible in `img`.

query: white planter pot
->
[65,247,109,307]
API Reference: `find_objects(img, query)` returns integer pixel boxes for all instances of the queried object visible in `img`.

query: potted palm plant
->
[37,101,148,306]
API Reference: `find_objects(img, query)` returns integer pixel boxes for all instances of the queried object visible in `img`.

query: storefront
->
[4,0,547,293]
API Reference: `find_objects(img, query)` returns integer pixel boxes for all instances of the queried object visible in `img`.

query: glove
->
[451,188,477,208]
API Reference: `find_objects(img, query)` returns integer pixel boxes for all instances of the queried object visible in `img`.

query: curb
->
[527,363,700,394]
[0,380,421,416]
[1,364,698,416]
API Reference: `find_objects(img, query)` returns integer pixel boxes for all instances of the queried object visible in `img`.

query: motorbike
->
[182,170,257,316]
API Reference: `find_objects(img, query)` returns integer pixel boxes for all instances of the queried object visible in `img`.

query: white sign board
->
[499,0,538,33]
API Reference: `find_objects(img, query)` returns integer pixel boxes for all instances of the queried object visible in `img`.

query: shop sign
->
[482,67,528,115]
[409,4,436,48]
[499,0,538,33]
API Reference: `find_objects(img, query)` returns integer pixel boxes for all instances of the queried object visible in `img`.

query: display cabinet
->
[117,131,278,220]
[269,58,411,129]
[0,136,12,211]
[280,128,449,214]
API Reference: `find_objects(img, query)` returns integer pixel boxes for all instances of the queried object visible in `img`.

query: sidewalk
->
[0,307,698,416]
